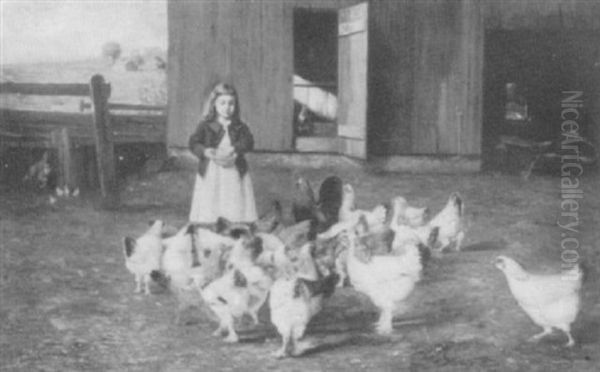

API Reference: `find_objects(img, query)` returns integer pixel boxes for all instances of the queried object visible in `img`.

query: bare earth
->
[1,161,599,372]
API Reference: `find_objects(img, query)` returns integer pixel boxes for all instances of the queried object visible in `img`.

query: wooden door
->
[337,2,368,159]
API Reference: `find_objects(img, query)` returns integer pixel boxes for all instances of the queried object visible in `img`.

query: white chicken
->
[390,196,429,228]
[122,220,165,295]
[494,255,583,347]
[269,242,339,358]
[158,223,235,324]
[345,216,432,334]
[200,234,273,342]
[337,184,389,228]
[426,192,464,252]
[318,183,388,240]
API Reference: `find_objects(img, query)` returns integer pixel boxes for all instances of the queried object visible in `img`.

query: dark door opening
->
[293,8,338,151]
[482,30,599,173]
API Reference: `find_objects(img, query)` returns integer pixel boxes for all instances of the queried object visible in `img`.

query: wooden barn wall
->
[410,0,482,155]
[167,0,360,150]
[483,0,600,31]
[367,0,415,156]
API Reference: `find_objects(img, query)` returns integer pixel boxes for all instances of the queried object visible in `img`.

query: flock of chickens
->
[123,175,585,358]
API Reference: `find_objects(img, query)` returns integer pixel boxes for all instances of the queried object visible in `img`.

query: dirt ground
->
[1,160,599,372]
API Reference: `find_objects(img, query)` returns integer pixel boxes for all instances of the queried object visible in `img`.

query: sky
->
[0,0,167,65]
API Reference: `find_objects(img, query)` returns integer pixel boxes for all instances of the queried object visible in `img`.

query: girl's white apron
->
[189,125,257,223]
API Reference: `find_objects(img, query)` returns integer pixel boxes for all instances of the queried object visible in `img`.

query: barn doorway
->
[292,7,339,152]
[482,30,600,173]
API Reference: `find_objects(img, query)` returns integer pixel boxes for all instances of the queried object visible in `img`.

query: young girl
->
[188,83,258,224]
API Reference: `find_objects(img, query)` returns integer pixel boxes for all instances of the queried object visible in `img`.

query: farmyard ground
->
[1,160,599,372]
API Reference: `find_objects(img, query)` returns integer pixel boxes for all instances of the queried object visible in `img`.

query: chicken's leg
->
[557,324,575,347]
[528,326,553,343]
[376,308,393,334]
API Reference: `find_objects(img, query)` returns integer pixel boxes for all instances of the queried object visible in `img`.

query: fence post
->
[49,126,74,190]
[90,74,119,209]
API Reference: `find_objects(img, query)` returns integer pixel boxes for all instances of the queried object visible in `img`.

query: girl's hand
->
[215,152,236,168]
[204,148,217,159]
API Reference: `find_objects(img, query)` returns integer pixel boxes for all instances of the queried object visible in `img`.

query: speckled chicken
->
[494,255,583,347]
[123,220,165,295]
[269,242,339,358]
[426,192,464,252]
[201,234,273,343]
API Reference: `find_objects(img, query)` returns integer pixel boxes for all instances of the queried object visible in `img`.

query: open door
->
[337,2,368,159]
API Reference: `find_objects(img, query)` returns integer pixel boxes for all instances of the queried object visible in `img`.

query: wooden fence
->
[0,74,166,209]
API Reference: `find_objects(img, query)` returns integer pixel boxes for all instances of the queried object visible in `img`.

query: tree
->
[102,42,122,64]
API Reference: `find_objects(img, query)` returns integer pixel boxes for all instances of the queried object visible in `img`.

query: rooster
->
[317,175,343,229]
[201,233,273,342]
[494,256,583,347]
[269,242,339,358]
[344,216,433,334]
[122,220,165,295]
[425,192,464,252]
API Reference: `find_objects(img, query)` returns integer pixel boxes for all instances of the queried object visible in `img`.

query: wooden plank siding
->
[367,0,414,156]
[410,0,482,155]
[167,0,598,157]
[167,0,360,151]
[483,0,600,31]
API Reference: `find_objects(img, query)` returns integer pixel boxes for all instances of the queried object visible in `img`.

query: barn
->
[166,0,600,172]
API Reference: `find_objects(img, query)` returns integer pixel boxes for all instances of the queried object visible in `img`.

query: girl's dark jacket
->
[188,119,254,177]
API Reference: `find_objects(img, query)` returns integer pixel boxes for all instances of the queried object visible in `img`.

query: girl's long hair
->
[201,83,241,123]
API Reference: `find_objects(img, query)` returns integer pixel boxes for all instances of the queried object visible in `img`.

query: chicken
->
[255,200,284,234]
[317,198,390,287]
[159,223,235,324]
[317,175,343,229]
[188,224,237,288]
[276,219,315,249]
[23,151,51,189]
[494,256,583,347]
[122,220,165,295]
[426,192,464,252]
[318,203,388,240]
[390,196,429,228]
[291,177,320,223]
[201,234,273,342]
[160,224,196,292]
[344,216,431,334]
[269,242,339,358]
[389,197,436,255]
[318,183,388,240]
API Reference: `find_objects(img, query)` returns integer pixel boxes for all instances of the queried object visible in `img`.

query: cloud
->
[1,0,167,64]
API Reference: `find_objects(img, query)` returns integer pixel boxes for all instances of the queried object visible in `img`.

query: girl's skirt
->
[189,160,257,224]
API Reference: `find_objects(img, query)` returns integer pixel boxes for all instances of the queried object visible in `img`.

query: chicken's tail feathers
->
[427,226,440,248]
[417,242,432,267]
[451,192,463,216]
[150,270,170,288]
[123,237,136,258]
[272,199,283,214]
[562,262,586,283]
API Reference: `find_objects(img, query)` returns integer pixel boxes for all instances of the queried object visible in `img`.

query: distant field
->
[0,58,166,111]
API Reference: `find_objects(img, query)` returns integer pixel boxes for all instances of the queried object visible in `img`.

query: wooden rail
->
[80,101,165,113]
[0,75,166,209]
[0,82,92,96]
